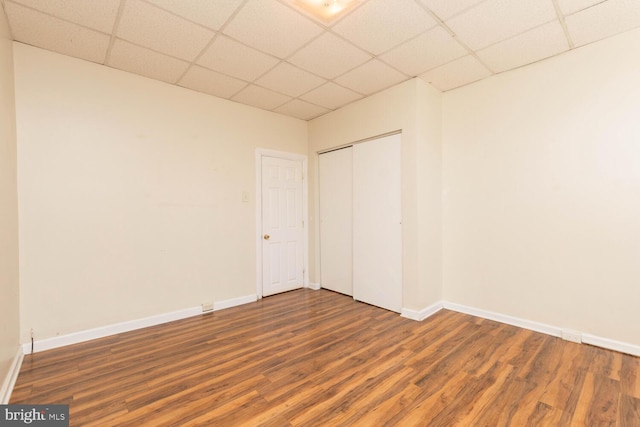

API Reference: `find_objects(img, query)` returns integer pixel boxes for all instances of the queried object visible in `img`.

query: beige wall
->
[0,4,20,388]
[443,28,640,346]
[308,78,442,311]
[14,43,307,343]
[416,81,443,306]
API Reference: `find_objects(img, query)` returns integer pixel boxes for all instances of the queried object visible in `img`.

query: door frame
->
[255,148,308,299]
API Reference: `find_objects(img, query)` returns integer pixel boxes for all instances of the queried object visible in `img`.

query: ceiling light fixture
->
[288,0,361,24]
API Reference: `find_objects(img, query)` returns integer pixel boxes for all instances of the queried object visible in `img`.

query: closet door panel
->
[319,147,353,296]
[353,134,402,312]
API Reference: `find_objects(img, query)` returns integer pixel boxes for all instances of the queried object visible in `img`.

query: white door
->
[319,147,353,296]
[261,156,304,296]
[353,134,402,312]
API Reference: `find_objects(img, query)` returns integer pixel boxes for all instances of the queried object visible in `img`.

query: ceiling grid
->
[1,0,638,120]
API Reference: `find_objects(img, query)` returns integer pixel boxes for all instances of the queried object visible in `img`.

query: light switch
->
[242,191,249,203]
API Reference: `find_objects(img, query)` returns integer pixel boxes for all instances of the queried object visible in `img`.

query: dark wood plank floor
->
[11,289,640,426]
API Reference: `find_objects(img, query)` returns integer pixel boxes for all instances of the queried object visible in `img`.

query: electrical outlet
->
[201,302,214,312]
[561,329,582,344]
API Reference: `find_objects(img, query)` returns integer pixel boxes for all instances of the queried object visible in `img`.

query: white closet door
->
[353,134,402,312]
[319,147,353,296]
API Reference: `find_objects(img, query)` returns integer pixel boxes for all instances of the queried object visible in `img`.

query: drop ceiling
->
[2,0,639,120]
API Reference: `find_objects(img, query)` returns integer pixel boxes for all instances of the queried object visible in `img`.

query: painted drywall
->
[443,28,640,346]
[416,81,443,305]
[13,43,307,343]
[0,4,20,390]
[308,78,442,311]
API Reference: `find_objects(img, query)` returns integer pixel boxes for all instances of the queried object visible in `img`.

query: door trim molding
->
[255,149,308,299]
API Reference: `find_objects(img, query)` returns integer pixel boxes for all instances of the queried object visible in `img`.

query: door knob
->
[263,234,270,240]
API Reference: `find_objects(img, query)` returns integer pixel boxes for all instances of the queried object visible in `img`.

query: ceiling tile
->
[117,0,214,61]
[197,35,279,82]
[446,0,558,50]
[255,62,326,97]
[477,21,569,73]
[566,0,640,47]
[179,65,247,99]
[4,2,110,64]
[108,39,190,84]
[557,0,606,15]
[222,0,323,59]
[300,82,363,109]
[420,55,491,91]
[274,99,330,121]
[380,26,467,76]
[10,0,120,32]
[335,59,408,95]
[231,85,292,111]
[288,32,371,79]
[418,0,486,20]
[146,0,244,30]
[332,0,437,55]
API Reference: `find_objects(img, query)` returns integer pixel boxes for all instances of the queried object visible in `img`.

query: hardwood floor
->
[11,289,640,426]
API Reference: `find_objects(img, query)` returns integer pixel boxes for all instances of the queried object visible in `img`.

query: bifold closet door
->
[353,134,402,313]
[319,147,353,296]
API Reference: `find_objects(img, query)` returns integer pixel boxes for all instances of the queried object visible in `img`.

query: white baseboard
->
[306,282,321,290]
[23,305,204,354]
[23,294,261,354]
[403,300,640,357]
[582,333,640,357]
[443,302,563,338]
[18,295,640,359]
[1,347,23,404]
[401,301,444,321]
[213,294,257,311]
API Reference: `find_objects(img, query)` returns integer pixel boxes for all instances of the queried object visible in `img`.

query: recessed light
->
[287,0,361,25]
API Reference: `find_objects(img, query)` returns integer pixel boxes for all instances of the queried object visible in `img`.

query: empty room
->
[1,0,639,425]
